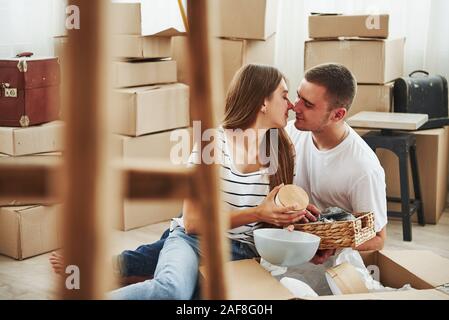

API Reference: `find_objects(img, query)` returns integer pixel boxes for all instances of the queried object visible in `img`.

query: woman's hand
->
[255,184,311,227]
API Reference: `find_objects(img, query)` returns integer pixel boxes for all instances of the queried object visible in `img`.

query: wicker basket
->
[294,212,375,250]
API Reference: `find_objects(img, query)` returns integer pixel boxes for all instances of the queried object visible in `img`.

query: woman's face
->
[263,79,293,128]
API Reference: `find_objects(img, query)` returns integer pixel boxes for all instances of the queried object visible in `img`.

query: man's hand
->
[310,249,336,265]
[296,204,321,224]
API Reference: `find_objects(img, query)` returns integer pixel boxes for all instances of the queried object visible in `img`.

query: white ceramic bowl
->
[254,228,321,267]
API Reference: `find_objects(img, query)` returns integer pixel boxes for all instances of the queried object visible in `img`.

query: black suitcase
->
[394,70,449,130]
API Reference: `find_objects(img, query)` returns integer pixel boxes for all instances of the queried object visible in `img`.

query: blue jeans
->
[110,227,259,300]
[117,228,258,278]
[117,229,170,277]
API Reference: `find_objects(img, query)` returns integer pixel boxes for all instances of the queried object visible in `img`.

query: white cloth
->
[280,277,319,298]
[286,120,387,232]
[330,248,413,294]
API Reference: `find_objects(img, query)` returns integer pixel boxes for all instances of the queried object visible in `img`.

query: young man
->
[287,63,387,264]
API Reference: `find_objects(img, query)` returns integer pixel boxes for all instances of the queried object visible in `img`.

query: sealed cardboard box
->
[206,250,449,300]
[309,14,389,39]
[121,200,182,231]
[114,59,177,88]
[113,83,189,137]
[0,121,64,156]
[304,38,405,84]
[112,35,171,59]
[0,205,62,260]
[348,82,394,117]
[212,0,278,40]
[375,127,449,224]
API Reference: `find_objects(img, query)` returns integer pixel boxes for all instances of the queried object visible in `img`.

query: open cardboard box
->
[209,250,449,300]
[111,2,186,37]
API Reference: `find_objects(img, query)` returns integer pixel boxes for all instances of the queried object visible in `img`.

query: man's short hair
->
[304,63,357,110]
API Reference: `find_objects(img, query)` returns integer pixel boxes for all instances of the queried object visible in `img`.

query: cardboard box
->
[171,34,276,88]
[212,0,278,40]
[348,83,394,117]
[0,152,61,206]
[217,34,276,95]
[0,121,64,156]
[213,250,449,300]
[212,34,276,121]
[113,127,192,162]
[111,2,185,36]
[171,36,190,85]
[114,59,177,88]
[112,2,141,35]
[121,200,182,231]
[53,36,71,120]
[309,14,389,39]
[113,83,189,137]
[0,205,62,260]
[112,35,171,59]
[375,127,449,224]
[113,128,191,230]
[171,34,276,123]
[304,38,405,84]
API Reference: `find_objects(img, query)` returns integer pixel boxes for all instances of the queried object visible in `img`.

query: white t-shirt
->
[285,120,387,232]
[171,127,270,247]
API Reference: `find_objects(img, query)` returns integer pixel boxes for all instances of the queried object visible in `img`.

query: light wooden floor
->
[1,205,448,300]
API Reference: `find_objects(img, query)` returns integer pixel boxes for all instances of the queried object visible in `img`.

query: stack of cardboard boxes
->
[110,2,190,231]
[172,0,279,123]
[0,120,63,260]
[306,13,402,118]
[54,3,191,231]
[305,13,449,224]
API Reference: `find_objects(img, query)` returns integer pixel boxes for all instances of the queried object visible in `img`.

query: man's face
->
[292,79,333,132]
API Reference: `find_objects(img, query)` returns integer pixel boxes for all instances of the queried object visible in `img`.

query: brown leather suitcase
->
[0,52,60,127]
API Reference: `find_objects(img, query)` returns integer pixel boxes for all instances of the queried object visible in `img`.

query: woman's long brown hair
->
[221,64,295,190]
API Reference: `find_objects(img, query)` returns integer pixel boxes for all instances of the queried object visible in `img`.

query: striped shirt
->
[171,127,271,247]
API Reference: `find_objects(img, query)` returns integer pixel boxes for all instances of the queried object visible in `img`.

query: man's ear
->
[332,107,347,121]
[261,101,267,114]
